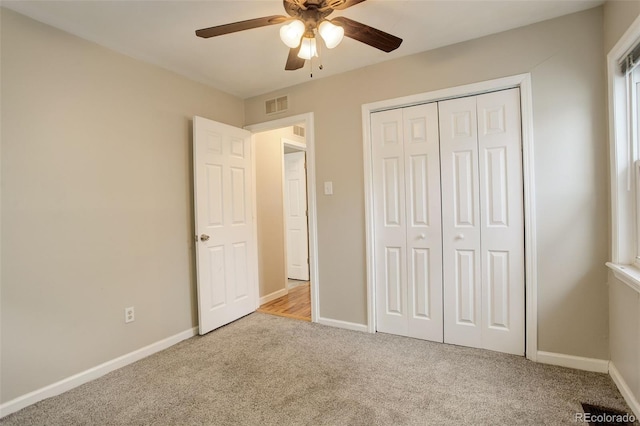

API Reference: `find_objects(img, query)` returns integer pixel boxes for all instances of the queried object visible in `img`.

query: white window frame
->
[606,14,640,293]
[629,66,640,268]
[636,159,640,267]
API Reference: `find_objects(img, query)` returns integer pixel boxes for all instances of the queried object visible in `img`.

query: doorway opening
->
[246,113,319,323]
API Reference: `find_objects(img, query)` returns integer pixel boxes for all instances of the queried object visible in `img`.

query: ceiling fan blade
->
[196,15,288,38]
[331,16,402,53]
[330,0,367,10]
[285,46,305,71]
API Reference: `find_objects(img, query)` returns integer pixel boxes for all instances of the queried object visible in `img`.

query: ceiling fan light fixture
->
[318,20,344,49]
[195,1,403,72]
[279,20,305,48]
[297,36,318,60]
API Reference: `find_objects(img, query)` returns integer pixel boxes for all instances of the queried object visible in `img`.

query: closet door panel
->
[439,96,482,349]
[477,88,525,355]
[372,109,408,336]
[403,103,443,342]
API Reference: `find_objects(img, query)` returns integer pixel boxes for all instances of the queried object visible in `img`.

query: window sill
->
[607,262,640,294]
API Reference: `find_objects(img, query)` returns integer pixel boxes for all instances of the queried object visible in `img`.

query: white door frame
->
[362,74,538,361]
[245,113,319,323]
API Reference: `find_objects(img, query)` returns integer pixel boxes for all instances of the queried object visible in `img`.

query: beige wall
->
[254,127,305,298]
[245,7,609,359]
[604,0,640,52]
[255,129,286,298]
[608,275,640,411]
[0,8,244,403]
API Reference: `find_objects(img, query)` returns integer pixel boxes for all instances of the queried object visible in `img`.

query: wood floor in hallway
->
[257,282,311,321]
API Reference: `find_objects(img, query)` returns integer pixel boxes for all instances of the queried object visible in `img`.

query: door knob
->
[455,233,465,240]
[200,234,210,242]
[418,233,426,240]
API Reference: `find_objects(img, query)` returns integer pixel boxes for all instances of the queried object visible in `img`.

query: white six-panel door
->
[477,89,525,355]
[439,89,524,355]
[372,103,444,341]
[404,104,443,341]
[284,151,310,281]
[439,95,484,349]
[372,89,524,355]
[372,108,407,336]
[193,116,257,335]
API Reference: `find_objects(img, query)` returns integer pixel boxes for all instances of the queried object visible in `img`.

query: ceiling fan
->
[195,0,403,71]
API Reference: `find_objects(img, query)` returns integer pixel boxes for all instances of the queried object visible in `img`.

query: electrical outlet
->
[125,306,135,323]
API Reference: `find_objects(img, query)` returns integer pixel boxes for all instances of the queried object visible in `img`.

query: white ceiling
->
[2,0,603,99]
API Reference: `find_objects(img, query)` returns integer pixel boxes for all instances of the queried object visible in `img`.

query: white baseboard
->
[0,327,197,418]
[609,362,640,419]
[536,350,609,373]
[317,317,368,333]
[259,288,288,305]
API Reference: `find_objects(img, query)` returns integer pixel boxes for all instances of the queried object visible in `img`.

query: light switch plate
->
[324,181,333,195]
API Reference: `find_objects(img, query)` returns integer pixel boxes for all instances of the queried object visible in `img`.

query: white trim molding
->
[536,351,610,374]
[0,327,197,418]
[608,14,640,265]
[610,362,640,419]
[281,137,306,151]
[362,74,538,360]
[607,262,640,294]
[317,317,369,333]
[259,288,289,305]
[245,113,320,324]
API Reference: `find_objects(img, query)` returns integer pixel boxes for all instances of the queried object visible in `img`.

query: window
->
[608,18,640,287]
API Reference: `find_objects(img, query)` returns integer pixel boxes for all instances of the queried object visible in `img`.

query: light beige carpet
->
[1,312,636,425]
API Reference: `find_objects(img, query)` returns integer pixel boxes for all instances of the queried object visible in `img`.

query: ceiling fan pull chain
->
[316,34,324,72]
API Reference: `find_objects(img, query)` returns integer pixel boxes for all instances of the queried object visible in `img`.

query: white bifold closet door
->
[372,103,443,342]
[371,88,524,356]
[439,88,524,355]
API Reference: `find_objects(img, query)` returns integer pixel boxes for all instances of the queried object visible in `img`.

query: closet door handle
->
[418,233,426,240]
[455,233,465,240]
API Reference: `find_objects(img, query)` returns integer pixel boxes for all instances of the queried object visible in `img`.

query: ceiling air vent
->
[265,95,288,115]
[293,125,305,138]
